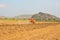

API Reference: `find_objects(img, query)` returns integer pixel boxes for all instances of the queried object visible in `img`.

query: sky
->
[0,0,60,17]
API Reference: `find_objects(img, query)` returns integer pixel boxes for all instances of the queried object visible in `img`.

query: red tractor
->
[29,18,35,24]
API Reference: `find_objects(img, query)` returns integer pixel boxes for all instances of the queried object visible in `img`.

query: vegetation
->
[0,12,60,22]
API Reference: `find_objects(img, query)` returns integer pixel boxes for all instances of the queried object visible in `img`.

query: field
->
[0,20,60,40]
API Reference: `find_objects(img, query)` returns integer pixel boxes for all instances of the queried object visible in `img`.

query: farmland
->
[0,20,60,40]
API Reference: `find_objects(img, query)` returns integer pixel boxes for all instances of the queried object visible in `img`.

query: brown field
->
[0,20,60,40]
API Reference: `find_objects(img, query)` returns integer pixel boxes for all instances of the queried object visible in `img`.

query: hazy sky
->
[0,0,60,17]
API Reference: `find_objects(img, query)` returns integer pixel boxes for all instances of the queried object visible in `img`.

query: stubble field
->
[0,20,60,40]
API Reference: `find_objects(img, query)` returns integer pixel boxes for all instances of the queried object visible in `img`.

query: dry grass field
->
[0,20,60,40]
